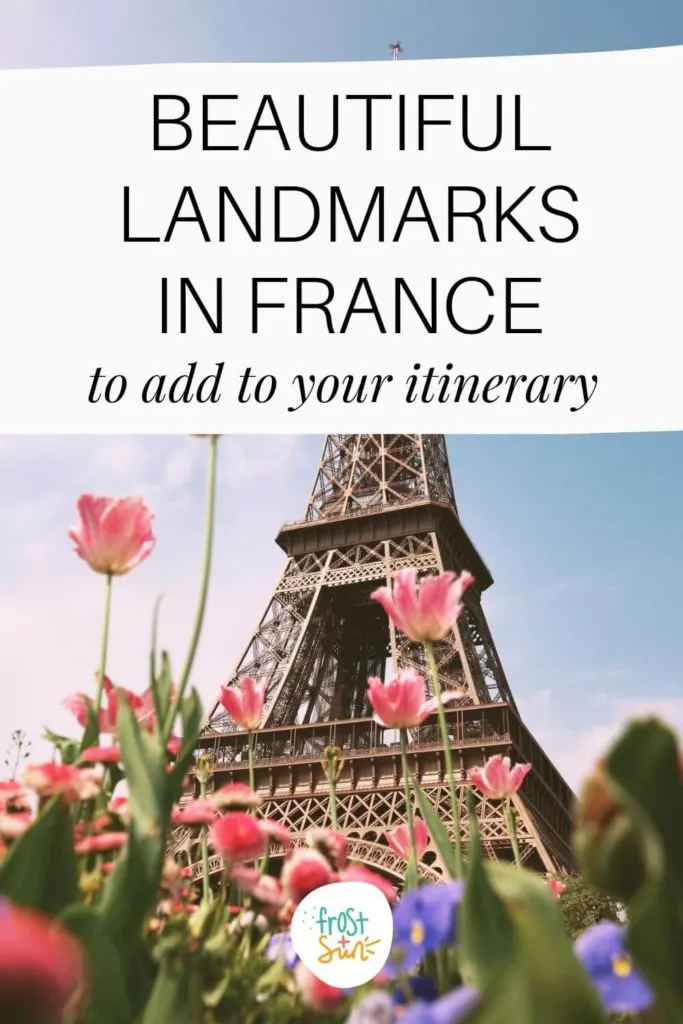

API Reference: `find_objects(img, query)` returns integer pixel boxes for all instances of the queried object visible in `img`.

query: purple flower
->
[401,986,479,1024]
[575,921,654,1015]
[392,977,439,1005]
[345,991,395,1024]
[266,931,298,970]
[391,882,463,971]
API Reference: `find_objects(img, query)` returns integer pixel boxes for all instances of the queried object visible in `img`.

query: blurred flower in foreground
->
[339,864,398,904]
[0,899,84,1024]
[24,763,102,803]
[266,931,298,969]
[371,569,474,643]
[574,921,654,1015]
[386,818,429,862]
[219,675,266,732]
[391,882,463,972]
[368,670,462,729]
[211,812,290,865]
[62,675,157,735]
[347,984,478,1024]
[282,849,333,903]
[470,755,531,800]
[547,876,567,900]
[68,494,155,576]
[295,962,344,1012]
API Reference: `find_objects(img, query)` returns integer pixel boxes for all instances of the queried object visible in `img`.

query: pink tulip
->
[282,849,333,903]
[62,676,157,735]
[470,755,532,800]
[68,494,155,576]
[0,902,84,1024]
[219,676,266,731]
[372,568,474,643]
[0,811,32,840]
[367,669,462,729]
[24,763,102,803]
[386,817,429,861]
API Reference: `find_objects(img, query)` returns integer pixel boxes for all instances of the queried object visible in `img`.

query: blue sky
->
[1,0,682,69]
[0,7,681,788]
[0,432,680,790]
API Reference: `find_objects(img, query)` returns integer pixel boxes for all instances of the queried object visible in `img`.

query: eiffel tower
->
[180,435,575,882]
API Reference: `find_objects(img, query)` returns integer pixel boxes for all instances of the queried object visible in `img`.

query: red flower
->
[372,568,474,643]
[339,864,397,904]
[170,800,216,826]
[211,813,267,865]
[74,832,128,856]
[295,963,344,1012]
[68,493,155,576]
[282,849,333,903]
[219,676,266,732]
[62,676,157,735]
[0,902,84,1024]
[547,877,567,900]
[368,669,462,729]
[0,812,32,840]
[470,755,532,800]
[386,817,429,861]
[23,763,102,803]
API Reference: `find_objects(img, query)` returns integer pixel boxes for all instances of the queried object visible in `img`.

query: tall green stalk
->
[425,641,464,878]
[323,747,341,830]
[198,764,211,904]
[93,573,113,720]
[505,801,522,869]
[163,435,219,740]
[400,729,418,886]
[247,730,255,793]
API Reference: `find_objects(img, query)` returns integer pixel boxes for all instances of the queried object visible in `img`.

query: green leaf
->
[413,780,458,877]
[99,697,167,948]
[139,954,203,1024]
[43,729,80,766]
[0,796,79,914]
[467,864,607,1024]
[149,598,165,724]
[60,905,132,1024]
[459,801,515,988]
[168,689,204,803]
[604,718,683,1024]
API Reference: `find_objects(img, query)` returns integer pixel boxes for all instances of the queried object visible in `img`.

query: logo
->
[290,881,393,987]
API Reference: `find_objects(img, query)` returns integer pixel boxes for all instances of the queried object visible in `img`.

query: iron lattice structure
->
[178,435,575,879]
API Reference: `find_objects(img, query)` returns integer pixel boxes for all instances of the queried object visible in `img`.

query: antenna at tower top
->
[389,40,404,61]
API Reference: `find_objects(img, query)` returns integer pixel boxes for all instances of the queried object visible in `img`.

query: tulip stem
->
[425,642,464,878]
[163,435,219,740]
[505,801,522,869]
[93,573,113,721]
[199,773,211,904]
[247,730,256,793]
[400,729,419,886]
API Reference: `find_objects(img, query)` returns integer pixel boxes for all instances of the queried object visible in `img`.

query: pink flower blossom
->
[219,676,266,731]
[282,849,333,903]
[68,494,155,576]
[295,963,344,1012]
[211,813,288,865]
[339,864,398,904]
[170,800,216,826]
[211,783,262,811]
[62,676,157,735]
[367,669,462,729]
[372,569,474,643]
[470,755,532,800]
[547,877,567,900]
[0,811,32,840]
[74,832,128,856]
[229,866,287,907]
[306,827,347,869]
[386,817,429,861]
[0,902,84,1024]
[24,763,102,803]
[79,746,122,764]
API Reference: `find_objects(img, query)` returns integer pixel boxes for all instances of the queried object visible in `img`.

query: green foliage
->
[0,796,79,915]
[557,875,622,940]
